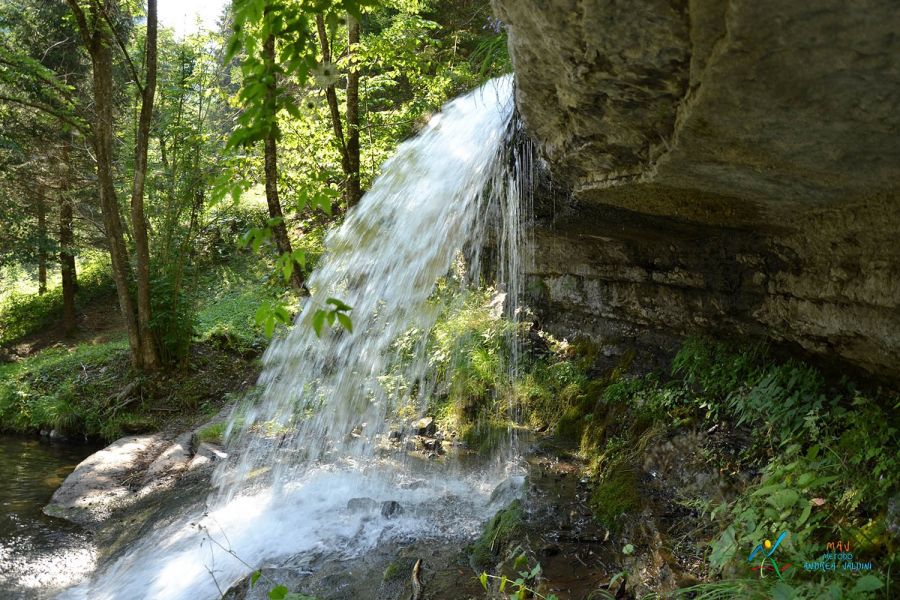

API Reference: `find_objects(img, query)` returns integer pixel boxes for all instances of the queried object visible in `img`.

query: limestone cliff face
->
[494,0,900,378]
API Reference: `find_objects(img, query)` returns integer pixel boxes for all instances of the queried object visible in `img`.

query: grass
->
[0,338,133,438]
[194,252,299,354]
[0,250,279,441]
[0,253,116,345]
[195,421,226,445]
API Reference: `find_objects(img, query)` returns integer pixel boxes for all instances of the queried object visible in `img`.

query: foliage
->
[479,559,558,600]
[0,339,133,438]
[422,286,590,451]
[0,255,116,345]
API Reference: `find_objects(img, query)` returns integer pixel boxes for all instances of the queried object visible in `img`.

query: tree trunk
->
[130,0,159,370]
[315,14,351,200]
[36,192,47,294]
[263,27,303,290]
[59,189,77,337]
[67,0,143,368]
[346,18,361,208]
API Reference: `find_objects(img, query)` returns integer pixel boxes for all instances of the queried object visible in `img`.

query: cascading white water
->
[219,74,521,492]
[60,75,530,600]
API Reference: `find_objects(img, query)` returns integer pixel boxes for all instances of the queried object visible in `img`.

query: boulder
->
[347,497,379,512]
[413,416,436,436]
[44,433,170,526]
[381,500,403,519]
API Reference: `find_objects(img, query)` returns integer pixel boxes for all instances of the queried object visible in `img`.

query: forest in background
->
[0,0,509,436]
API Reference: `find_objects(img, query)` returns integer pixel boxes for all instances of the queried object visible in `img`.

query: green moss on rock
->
[470,499,525,569]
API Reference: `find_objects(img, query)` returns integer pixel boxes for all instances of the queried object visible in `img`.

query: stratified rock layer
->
[494,0,900,377]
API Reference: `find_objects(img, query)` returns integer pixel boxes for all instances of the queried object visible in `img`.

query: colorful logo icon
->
[748,531,791,579]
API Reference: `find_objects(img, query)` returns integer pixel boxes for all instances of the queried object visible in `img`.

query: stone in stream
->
[413,416,436,436]
[489,475,526,505]
[381,500,403,519]
[347,497,379,512]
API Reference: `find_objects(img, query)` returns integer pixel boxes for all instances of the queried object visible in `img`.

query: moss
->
[461,420,512,455]
[470,499,524,569]
[555,404,587,442]
[589,463,640,531]
[382,561,402,581]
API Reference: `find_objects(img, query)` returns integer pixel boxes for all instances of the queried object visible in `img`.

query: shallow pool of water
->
[0,435,101,598]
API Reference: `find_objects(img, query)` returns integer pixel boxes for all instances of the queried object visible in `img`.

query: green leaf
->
[622,543,635,555]
[336,312,353,333]
[851,575,883,594]
[499,575,507,592]
[325,297,352,311]
[312,309,326,337]
[478,572,488,591]
[268,585,289,600]
[771,582,795,600]
[250,571,261,588]
[767,488,800,511]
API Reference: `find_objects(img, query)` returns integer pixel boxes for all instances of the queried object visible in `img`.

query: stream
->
[0,435,101,598]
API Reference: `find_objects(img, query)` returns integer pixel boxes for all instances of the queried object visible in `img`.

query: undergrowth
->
[573,338,898,599]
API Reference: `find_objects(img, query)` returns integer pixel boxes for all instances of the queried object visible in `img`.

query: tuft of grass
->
[196,421,226,445]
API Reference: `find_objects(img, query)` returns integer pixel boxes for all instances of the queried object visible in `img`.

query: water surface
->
[0,436,100,598]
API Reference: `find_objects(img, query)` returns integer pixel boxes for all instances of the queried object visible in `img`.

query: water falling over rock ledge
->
[51,75,537,600]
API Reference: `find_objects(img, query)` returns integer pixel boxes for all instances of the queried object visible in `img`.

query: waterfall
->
[60,74,531,600]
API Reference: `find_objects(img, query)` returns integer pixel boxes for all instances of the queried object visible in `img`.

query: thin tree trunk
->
[130,0,159,370]
[36,192,47,294]
[263,26,303,290]
[60,133,76,336]
[345,18,361,208]
[315,14,351,193]
[59,189,77,336]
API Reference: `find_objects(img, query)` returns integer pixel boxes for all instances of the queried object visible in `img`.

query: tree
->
[261,7,304,289]
[66,0,160,369]
[0,0,92,336]
[315,13,360,209]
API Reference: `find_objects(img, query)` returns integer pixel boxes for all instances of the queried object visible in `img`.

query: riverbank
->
[0,253,291,443]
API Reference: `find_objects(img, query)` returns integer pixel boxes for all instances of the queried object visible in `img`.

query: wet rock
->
[194,442,228,462]
[413,417,436,436]
[381,500,403,519]
[146,432,192,478]
[49,429,67,441]
[489,475,526,505]
[421,436,442,453]
[347,497,379,512]
[388,429,403,441]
